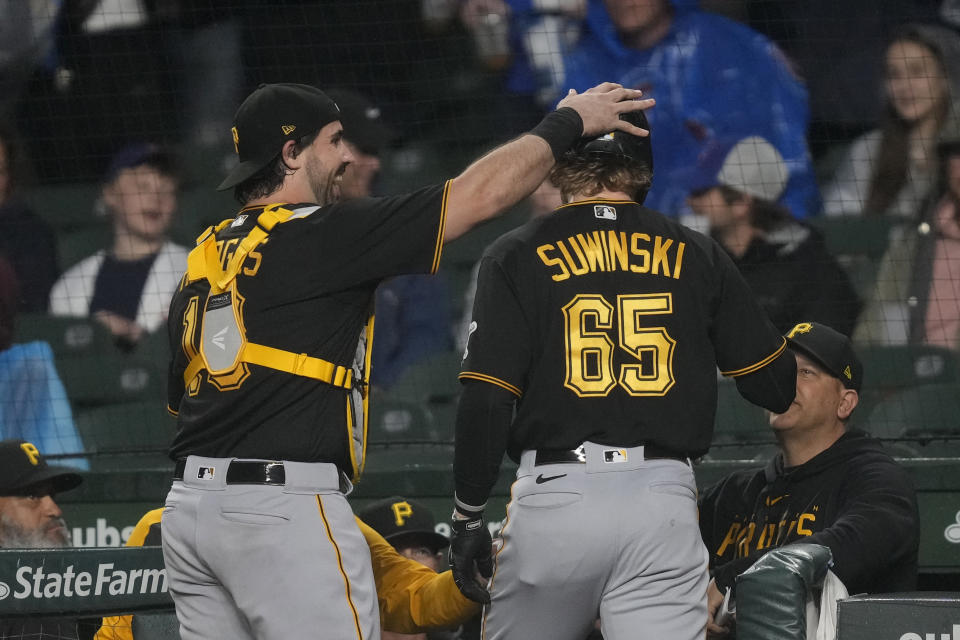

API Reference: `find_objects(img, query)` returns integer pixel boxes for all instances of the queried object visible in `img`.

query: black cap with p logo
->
[217,83,341,191]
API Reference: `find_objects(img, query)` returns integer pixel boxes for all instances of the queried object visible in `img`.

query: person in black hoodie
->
[698,321,920,636]
[686,136,861,336]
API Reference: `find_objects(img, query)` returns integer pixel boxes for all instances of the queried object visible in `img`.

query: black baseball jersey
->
[460,199,787,460]
[698,430,920,595]
[167,183,449,474]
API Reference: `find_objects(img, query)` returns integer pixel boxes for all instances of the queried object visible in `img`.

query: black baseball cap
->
[217,83,342,191]
[358,496,449,552]
[324,88,397,156]
[0,440,83,496]
[785,322,863,392]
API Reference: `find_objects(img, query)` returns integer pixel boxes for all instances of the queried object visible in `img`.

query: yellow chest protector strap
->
[183,205,352,390]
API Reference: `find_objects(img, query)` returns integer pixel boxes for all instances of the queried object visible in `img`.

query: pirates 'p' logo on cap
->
[787,322,813,338]
[391,500,413,526]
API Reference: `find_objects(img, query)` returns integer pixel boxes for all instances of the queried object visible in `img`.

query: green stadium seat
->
[390,350,463,403]
[863,383,960,457]
[25,183,101,231]
[809,216,902,260]
[57,352,166,407]
[852,345,960,426]
[859,344,959,388]
[74,400,175,470]
[809,216,905,300]
[367,395,441,444]
[386,350,464,442]
[709,379,777,461]
[15,314,116,357]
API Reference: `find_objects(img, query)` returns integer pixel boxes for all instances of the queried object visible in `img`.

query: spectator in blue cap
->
[48,143,188,348]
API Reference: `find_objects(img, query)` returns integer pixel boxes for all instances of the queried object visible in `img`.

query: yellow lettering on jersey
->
[391,501,413,526]
[575,232,607,272]
[797,513,815,536]
[537,232,683,280]
[775,518,789,545]
[735,522,756,558]
[20,442,41,465]
[598,229,611,269]
[756,523,776,550]
[181,296,202,396]
[243,249,263,277]
[673,241,685,279]
[536,244,571,282]
[558,239,590,276]
[716,522,741,557]
[607,231,629,271]
[568,238,591,276]
[217,238,240,271]
[629,233,650,273]
[651,236,673,277]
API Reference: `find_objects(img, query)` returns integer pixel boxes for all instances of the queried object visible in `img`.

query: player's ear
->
[281,139,303,168]
[837,388,858,421]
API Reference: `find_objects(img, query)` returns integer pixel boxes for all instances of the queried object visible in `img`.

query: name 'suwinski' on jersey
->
[166,183,449,476]
[460,199,786,460]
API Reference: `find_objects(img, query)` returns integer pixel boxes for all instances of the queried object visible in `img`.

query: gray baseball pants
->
[161,456,379,639]
[483,442,709,640]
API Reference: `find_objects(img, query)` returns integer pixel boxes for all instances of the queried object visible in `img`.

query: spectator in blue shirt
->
[547,0,818,219]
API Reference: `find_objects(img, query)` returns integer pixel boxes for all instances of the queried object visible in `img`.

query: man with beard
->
[0,439,84,639]
[162,81,653,639]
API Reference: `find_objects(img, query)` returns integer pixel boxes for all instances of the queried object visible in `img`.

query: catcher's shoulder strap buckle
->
[183,205,352,390]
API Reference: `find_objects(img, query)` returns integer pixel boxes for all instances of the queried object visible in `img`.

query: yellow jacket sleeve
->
[356,516,480,633]
[94,509,165,640]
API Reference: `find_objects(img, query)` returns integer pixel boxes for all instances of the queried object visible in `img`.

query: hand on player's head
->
[558,83,655,138]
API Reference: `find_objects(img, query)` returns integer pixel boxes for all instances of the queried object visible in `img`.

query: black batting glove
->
[448,512,493,605]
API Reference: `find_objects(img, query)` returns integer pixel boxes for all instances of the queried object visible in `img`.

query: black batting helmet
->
[565,107,653,204]
[575,107,653,174]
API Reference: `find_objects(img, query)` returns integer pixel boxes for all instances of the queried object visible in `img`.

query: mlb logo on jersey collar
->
[594,205,617,220]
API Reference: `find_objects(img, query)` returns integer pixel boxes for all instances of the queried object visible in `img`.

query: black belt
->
[535,444,689,466]
[174,459,287,485]
[174,459,352,493]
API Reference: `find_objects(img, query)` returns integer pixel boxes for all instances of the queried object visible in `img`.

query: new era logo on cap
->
[281,125,296,135]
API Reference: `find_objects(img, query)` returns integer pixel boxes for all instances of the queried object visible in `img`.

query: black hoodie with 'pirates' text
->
[698,430,920,595]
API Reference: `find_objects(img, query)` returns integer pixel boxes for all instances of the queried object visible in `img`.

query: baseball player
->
[162,82,654,639]
[448,109,798,640]
[699,322,919,635]
[96,507,479,640]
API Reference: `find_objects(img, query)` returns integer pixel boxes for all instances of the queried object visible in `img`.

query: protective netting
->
[0,0,957,467]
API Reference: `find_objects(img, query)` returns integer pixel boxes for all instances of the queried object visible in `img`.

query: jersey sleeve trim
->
[430,180,451,274]
[720,337,787,377]
[458,371,522,397]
